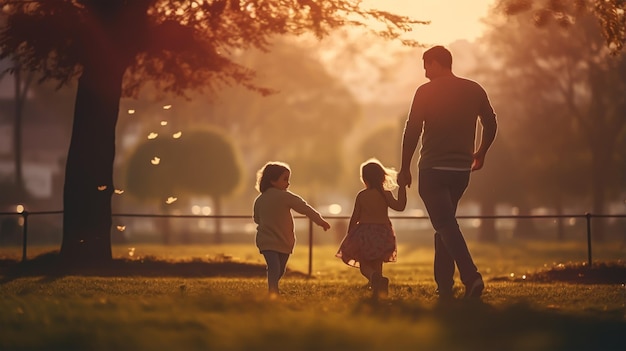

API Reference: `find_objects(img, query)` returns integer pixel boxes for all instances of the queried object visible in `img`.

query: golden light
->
[328,204,342,215]
[97,185,107,191]
[114,189,125,195]
[147,132,158,139]
[166,197,177,204]
[160,121,168,126]
[15,204,24,213]
[116,225,126,231]
[163,104,172,110]
[172,131,182,139]
[410,209,425,217]
[151,157,161,165]
[128,247,135,257]
[191,205,201,215]
[471,219,481,228]
[202,206,211,215]
[127,109,135,115]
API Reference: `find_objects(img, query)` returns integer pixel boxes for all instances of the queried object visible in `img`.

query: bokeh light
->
[328,204,342,214]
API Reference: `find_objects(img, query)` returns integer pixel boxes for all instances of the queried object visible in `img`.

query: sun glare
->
[148,132,158,139]
[151,157,161,165]
[362,0,493,45]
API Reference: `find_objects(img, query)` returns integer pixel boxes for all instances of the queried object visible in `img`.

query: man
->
[398,45,497,300]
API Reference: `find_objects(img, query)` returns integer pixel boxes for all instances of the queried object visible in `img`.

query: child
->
[336,158,407,298]
[253,161,331,297]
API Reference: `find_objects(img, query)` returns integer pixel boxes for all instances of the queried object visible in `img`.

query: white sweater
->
[253,187,326,254]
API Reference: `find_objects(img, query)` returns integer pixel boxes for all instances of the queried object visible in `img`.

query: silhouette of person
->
[336,158,407,299]
[398,45,497,300]
[253,161,330,297]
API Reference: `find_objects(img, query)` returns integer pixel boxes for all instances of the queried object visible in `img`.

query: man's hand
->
[471,152,486,171]
[397,169,412,188]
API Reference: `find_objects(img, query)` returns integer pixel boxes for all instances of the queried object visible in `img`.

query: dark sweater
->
[407,75,497,170]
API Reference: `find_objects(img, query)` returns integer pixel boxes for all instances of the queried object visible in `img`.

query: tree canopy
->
[0,0,423,96]
[501,0,626,53]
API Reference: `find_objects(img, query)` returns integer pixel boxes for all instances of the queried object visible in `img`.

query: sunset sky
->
[364,0,496,45]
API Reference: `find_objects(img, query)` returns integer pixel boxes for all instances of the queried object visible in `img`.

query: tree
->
[125,128,243,244]
[0,0,420,266]
[501,0,626,53]
[483,0,626,240]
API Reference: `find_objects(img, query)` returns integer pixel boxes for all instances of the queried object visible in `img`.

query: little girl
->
[336,158,407,298]
[253,161,331,297]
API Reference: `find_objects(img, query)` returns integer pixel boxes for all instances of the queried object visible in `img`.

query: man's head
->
[422,45,452,79]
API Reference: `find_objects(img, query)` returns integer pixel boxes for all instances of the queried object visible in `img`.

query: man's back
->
[410,75,496,170]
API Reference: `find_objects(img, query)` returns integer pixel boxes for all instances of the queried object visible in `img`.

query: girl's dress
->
[336,223,397,267]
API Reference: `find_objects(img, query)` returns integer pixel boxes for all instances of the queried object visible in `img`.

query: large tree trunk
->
[60,64,125,266]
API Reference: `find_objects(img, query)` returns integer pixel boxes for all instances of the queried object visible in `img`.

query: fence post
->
[585,212,592,266]
[308,219,313,278]
[21,211,29,262]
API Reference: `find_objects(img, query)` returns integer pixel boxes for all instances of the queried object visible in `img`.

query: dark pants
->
[418,169,481,292]
[261,250,290,294]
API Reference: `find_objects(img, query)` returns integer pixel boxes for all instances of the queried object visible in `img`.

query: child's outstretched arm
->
[385,185,407,211]
[289,192,331,231]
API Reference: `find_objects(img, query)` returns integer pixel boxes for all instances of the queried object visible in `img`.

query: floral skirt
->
[335,223,397,268]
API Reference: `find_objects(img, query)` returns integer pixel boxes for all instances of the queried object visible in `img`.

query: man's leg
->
[434,232,455,295]
[419,169,482,293]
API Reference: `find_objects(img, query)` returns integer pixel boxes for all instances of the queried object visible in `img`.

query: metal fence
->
[1,210,624,276]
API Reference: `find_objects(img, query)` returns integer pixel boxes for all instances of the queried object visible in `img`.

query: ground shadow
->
[351,298,625,351]
[0,250,309,283]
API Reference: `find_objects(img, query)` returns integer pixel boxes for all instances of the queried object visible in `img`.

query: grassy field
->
[1,242,625,351]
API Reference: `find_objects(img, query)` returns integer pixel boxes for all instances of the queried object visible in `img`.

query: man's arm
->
[398,119,421,187]
[472,98,497,171]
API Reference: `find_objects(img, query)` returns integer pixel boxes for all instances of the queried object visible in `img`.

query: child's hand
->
[320,220,331,231]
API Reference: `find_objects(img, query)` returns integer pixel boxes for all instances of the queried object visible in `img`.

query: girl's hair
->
[360,158,398,192]
[256,161,291,193]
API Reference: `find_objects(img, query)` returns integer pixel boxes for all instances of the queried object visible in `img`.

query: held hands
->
[397,169,412,188]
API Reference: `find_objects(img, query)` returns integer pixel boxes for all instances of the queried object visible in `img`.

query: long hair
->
[256,161,290,193]
[360,158,398,193]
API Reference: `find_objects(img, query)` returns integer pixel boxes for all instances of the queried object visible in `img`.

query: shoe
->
[436,288,454,301]
[464,277,484,300]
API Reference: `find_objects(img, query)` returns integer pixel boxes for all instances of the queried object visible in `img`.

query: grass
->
[0,241,625,351]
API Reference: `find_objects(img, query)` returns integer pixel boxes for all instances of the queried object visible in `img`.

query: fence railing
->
[1,210,625,277]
